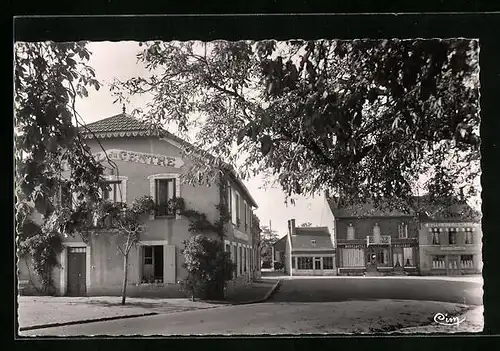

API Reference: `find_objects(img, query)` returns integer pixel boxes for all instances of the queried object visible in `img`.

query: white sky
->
[75,41,329,238]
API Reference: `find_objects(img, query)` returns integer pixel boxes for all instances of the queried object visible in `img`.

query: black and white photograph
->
[15,20,485,336]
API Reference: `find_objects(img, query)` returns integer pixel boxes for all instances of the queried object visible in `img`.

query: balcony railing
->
[366,235,391,246]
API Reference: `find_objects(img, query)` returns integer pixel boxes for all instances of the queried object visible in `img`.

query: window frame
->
[141,244,164,283]
[465,230,473,244]
[101,175,128,204]
[322,256,334,270]
[448,229,458,245]
[154,178,177,216]
[398,223,408,239]
[431,229,440,245]
[297,256,313,270]
[148,173,181,219]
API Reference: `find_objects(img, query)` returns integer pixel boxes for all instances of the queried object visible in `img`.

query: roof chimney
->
[122,104,126,114]
[290,219,296,235]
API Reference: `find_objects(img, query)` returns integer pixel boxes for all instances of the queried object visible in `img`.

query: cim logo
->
[433,312,466,326]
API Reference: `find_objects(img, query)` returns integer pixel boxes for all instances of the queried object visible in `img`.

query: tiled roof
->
[327,195,480,221]
[291,227,334,251]
[84,113,149,133]
[80,111,259,208]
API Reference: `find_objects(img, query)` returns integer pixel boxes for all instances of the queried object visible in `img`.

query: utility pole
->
[270,220,275,271]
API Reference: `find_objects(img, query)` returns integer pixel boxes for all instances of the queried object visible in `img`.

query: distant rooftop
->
[327,195,480,221]
[291,227,334,251]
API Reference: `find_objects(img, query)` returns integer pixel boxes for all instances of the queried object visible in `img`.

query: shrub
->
[181,234,235,300]
[261,260,272,269]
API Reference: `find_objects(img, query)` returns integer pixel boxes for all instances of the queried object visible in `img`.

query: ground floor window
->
[323,256,334,269]
[292,256,296,269]
[393,251,403,267]
[244,248,247,273]
[340,248,365,267]
[314,257,321,270]
[239,247,243,274]
[225,243,230,252]
[297,257,313,270]
[403,247,414,266]
[461,254,474,269]
[142,245,164,283]
[432,255,446,269]
[375,249,389,265]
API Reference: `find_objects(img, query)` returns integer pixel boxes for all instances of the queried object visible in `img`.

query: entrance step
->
[365,271,384,276]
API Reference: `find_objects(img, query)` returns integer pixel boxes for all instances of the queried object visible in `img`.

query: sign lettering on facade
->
[342,244,365,249]
[440,246,466,251]
[93,149,184,168]
[424,222,476,228]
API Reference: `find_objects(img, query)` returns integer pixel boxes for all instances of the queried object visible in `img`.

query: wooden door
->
[67,247,87,296]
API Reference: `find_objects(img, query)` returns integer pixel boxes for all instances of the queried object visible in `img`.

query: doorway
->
[67,247,87,296]
[447,255,461,276]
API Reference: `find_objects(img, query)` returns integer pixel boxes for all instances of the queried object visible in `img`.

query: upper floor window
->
[244,201,248,230]
[432,230,440,245]
[155,178,176,216]
[311,239,316,245]
[347,223,355,240]
[465,229,474,244]
[235,193,240,224]
[398,223,408,238]
[448,229,457,245]
[148,173,180,218]
[101,176,127,203]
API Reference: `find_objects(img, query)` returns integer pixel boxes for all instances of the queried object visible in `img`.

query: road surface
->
[269,276,483,306]
[19,277,483,336]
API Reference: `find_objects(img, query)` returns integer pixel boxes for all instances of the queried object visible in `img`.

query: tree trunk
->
[121,253,129,305]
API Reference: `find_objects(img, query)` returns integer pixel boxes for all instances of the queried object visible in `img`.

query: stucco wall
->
[85,137,221,223]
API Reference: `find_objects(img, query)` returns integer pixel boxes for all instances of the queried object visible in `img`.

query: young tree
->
[113,39,480,212]
[259,225,279,266]
[299,222,313,227]
[15,41,104,293]
[65,195,155,304]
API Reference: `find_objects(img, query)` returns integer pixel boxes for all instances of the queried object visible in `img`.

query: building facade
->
[284,219,336,276]
[328,196,482,276]
[419,220,482,276]
[328,198,421,276]
[18,111,260,297]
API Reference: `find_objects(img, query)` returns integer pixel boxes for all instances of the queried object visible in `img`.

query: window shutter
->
[164,245,176,283]
[138,246,144,282]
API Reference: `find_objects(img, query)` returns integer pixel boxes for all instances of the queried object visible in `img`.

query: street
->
[269,276,483,306]
[19,276,483,336]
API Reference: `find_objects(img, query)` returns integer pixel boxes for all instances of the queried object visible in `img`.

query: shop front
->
[419,221,482,276]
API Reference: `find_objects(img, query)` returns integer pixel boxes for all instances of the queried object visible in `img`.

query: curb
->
[231,279,282,305]
[19,312,158,332]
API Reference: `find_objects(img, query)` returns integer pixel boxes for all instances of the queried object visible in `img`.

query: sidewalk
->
[17,279,281,331]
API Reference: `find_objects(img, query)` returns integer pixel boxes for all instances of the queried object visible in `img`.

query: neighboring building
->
[272,235,287,269]
[328,198,419,276]
[328,194,482,276]
[18,110,259,296]
[418,208,482,276]
[284,219,336,276]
